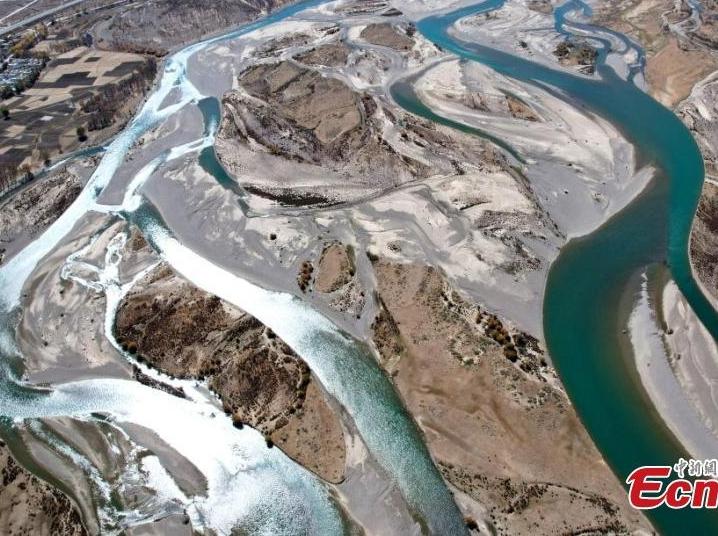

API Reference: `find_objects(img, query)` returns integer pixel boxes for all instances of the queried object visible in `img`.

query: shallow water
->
[0,1,467,534]
[417,1,718,533]
[4,0,715,533]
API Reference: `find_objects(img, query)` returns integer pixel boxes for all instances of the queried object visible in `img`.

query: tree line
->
[80,57,157,131]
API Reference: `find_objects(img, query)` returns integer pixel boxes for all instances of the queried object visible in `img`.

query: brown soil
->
[527,0,553,14]
[504,94,539,122]
[269,381,346,483]
[690,181,718,297]
[98,0,294,55]
[370,260,652,535]
[693,0,718,47]
[359,23,414,51]
[593,0,671,55]
[113,264,345,483]
[645,37,715,107]
[314,243,355,293]
[593,0,717,107]
[216,52,512,209]
[552,40,597,74]
[0,441,87,536]
[236,61,362,145]
[216,60,444,204]
[295,43,350,67]
[0,166,82,264]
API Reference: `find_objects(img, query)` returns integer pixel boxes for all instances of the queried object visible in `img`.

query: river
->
[416,0,718,534]
[0,1,470,534]
[1,0,716,534]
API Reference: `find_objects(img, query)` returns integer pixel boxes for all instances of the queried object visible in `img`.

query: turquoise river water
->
[417,1,718,534]
[1,0,717,534]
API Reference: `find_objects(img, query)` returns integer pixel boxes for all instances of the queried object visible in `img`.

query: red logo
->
[626,463,718,509]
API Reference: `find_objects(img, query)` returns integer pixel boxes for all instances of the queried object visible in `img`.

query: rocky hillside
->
[680,75,718,300]
[99,0,294,55]
[592,0,718,301]
[114,264,346,483]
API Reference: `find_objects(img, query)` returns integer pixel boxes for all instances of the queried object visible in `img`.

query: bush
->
[0,164,18,191]
[504,348,518,362]
[554,41,570,58]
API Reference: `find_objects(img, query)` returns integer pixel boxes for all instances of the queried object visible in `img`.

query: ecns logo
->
[626,466,718,509]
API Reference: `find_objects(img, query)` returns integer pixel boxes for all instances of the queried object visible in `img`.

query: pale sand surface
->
[629,276,718,460]
[662,281,718,448]
[2,0,694,532]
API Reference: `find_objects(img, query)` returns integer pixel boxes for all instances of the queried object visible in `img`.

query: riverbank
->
[114,263,347,484]
[680,72,718,305]
[629,270,718,460]
[0,159,90,265]
[661,280,718,451]
[591,0,718,459]
[0,441,86,536]
[371,259,651,535]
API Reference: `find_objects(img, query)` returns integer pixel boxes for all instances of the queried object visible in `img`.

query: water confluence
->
[417,1,718,534]
[4,0,716,533]
[0,1,469,534]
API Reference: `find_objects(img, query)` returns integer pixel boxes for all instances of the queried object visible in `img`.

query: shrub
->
[555,42,570,58]
[19,163,33,181]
